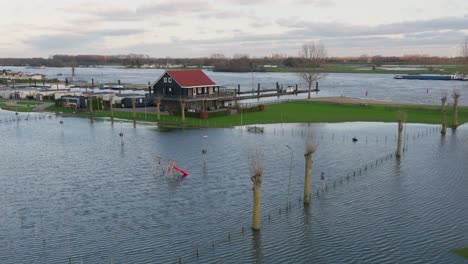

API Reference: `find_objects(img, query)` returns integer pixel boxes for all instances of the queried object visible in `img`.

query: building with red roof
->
[152,70,235,115]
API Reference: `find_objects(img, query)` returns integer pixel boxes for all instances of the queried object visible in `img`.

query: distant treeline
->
[0,54,465,71]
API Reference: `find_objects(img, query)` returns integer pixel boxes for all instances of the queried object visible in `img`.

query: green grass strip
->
[45,101,468,128]
[452,247,468,259]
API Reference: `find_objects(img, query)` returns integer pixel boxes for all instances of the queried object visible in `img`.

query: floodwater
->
[4,66,468,106]
[1,110,467,263]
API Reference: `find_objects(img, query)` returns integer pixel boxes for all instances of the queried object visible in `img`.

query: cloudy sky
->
[1,0,467,58]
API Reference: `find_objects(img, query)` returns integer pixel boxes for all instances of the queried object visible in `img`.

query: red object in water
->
[365,91,368,96]
[173,165,190,176]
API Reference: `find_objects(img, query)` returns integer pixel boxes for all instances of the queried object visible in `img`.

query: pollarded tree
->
[250,149,264,231]
[298,42,327,99]
[303,137,317,205]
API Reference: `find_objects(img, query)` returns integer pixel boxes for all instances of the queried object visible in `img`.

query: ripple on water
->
[0,117,467,263]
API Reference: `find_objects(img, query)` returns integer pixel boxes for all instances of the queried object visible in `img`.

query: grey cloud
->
[278,15,468,37]
[138,20,466,56]
[24,34,95,50]
[23,29,146,50]
[136,0,212,16]
[293,0,334,7]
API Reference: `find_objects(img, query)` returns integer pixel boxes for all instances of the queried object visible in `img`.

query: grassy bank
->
[45,101,468,128]
[0,99,36,112]
[265,64,466,74]
[452,247,468,259]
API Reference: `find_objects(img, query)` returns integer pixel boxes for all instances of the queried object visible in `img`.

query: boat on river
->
[394,74,467,81]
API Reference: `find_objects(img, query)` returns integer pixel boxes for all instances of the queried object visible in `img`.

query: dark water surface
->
[0,111,467,263]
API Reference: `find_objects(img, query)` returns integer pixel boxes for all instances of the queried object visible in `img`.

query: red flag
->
[365,91,368,96]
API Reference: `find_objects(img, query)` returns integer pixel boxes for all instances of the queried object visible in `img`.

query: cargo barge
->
[394,74,467,81]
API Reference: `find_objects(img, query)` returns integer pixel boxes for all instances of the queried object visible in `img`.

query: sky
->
[0,0,467,58]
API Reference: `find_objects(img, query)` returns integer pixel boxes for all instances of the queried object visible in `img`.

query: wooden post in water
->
[89,96,94,123]
[452,89,460,129]
[396,111,405,158]
[441,95,447,135]
[250,150,263,231]
[156,97,161,121]
[303,137,316,205]
[180,99,186,123]
[132,97,136,128]
[110,95,114,123]
[257,83,260,98]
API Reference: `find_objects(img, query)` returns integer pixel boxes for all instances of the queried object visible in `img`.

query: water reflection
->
[251,231,263,264]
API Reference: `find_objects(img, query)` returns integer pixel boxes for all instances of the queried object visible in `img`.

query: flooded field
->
[0,111,467,263]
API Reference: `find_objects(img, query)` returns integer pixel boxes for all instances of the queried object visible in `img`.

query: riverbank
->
[37,97,467,128]
[452,247,468,259]
[266,64,467,75]
[0,98,53,112]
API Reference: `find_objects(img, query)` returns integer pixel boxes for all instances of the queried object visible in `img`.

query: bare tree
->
[298,42,327,99]
[396,111,406,158]
[250,149,264,231]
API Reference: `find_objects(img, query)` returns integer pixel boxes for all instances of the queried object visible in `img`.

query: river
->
[3,66,468,106]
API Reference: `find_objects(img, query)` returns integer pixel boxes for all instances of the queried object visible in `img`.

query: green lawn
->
[46,101,468,128]
[206,101,467,126]
[0,98,42,111]
[452,247,468,259]
[266,64,467,75]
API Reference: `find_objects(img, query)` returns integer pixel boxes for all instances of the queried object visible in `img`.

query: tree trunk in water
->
[396,120,403,158]
[304,153,313,205]
[441,100,447,135]
[453,97,459,129]
[252,174,262,231]
[181,101,186,123]
[307,83,312,99]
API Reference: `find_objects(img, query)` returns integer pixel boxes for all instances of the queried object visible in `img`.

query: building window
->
[168,78,172,83]
[164,77,167,83]
[168,87,172,92]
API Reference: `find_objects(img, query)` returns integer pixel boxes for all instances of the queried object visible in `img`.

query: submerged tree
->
[250,149,264,231]
[452,89,461,129]
[298,42,327,99]
[441,94,448,135]
[396,111,406,158]
[303,137,317,205]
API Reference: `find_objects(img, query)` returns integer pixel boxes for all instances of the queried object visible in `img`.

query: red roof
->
[166,70,216,87]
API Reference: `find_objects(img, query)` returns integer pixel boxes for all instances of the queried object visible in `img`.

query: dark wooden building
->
[152,70,235,113]
[60,96,87,109]
[120,95,153,108]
